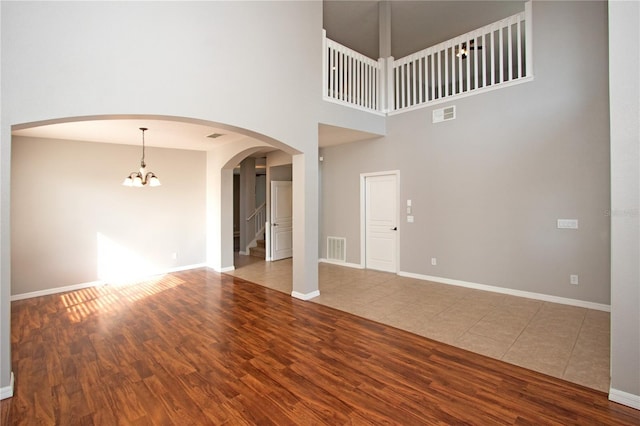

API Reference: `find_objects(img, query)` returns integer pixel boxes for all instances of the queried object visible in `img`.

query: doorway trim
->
[270,180,293,261]
[360,170,400,272]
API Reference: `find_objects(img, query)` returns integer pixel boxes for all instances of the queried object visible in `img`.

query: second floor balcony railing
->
[323,1,533,115]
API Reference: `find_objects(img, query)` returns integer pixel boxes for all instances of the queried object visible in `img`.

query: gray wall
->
[239,157,256,251]
[320,1,611,304]
[233,174,240,235]
[270,164,293,182]
[256,174,266,206]
[11,137,206,295]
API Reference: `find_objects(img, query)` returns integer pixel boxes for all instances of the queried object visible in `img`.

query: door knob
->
[273,223,278,227]
[391,226,397,231]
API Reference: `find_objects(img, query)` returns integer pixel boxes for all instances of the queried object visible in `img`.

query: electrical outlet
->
[558,219,579,229]
[431,258,437,266]
[570,274,579,285]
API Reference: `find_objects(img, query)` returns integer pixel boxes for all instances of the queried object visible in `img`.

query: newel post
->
[378,57,395,113]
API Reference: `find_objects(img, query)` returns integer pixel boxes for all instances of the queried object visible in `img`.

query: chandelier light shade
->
[122,127,161,187]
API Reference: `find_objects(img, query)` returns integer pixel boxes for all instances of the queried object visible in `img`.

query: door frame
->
[360,170,400,272]
[270,180,293,261]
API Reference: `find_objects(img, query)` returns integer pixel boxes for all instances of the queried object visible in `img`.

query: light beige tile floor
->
[227,255,610,392]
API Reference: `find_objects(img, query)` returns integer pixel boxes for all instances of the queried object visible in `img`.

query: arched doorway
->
[10,115,312,297]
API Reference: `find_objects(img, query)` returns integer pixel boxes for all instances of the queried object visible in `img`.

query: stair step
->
[249,245,266,258]
[256,239,265,248]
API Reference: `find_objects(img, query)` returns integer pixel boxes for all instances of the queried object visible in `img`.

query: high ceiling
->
[12,1,526,152]
[323,0,526,59]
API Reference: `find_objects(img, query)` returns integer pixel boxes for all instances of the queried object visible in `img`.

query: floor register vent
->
[327,237,346,262]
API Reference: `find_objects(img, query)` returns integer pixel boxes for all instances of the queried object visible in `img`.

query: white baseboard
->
[12,280,106,301]
[319,258,364,269]
[165,263,207,273]
[291,290,320,300]
[0,372,14,400]
[397,271,611,312]
[206,262,236,273]
[609,388,640,410]
[11,263,208,301]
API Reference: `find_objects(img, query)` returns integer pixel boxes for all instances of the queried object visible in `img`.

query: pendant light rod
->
[140,127,147,168]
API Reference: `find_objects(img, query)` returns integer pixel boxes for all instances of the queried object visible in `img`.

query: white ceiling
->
[318,124,382,147]
[12,118,262,152]
[12,118,379,152]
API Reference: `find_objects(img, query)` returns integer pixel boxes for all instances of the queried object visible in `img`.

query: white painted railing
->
[392,4,532,112]
[246,202,266,243]
[322,2,532,114]
[323,30,383,113]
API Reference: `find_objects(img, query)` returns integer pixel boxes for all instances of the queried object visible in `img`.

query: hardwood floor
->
[2,268,639,425]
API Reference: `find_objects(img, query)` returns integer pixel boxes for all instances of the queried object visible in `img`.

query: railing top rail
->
[393,9,526,65]
[325,36,381,67]
[246,202,266,221]
[322,1,532,115]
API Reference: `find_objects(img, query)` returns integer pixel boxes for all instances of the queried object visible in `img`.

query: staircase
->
[249,239,266,259]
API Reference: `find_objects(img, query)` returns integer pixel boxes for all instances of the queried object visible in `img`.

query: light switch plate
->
[407,216,414,223]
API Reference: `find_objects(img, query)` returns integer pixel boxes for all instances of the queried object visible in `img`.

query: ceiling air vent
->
[207,133,224,139]
[432,105,456,123]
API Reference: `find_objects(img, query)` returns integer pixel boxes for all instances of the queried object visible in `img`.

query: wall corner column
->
[291,152,319,300]
[0,122,14,399]
[206,151,234,273]
[608,0,640,410]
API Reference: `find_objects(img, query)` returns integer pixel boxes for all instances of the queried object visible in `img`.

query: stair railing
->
[246,202,266,245]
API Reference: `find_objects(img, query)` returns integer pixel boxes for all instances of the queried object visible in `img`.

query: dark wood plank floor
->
[2,268,639,425]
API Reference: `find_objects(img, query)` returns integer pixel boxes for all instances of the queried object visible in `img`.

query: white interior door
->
[365,174,398,272]
[270,181,293,261]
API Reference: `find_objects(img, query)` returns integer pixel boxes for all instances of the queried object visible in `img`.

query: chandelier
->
[122,127,161,187]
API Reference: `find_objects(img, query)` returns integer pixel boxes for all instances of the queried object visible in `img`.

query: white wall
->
[11,137,206,296]
[1,0,322,393]
[608,0,640,407]
[320,1,611,305]
[2,1,322,145]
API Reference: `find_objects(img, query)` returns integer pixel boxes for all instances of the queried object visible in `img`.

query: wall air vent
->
[327,237,346,262]
[432,105,456,123]
[207,133,224,139]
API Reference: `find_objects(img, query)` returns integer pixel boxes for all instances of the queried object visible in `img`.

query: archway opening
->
[10,114,303,299]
